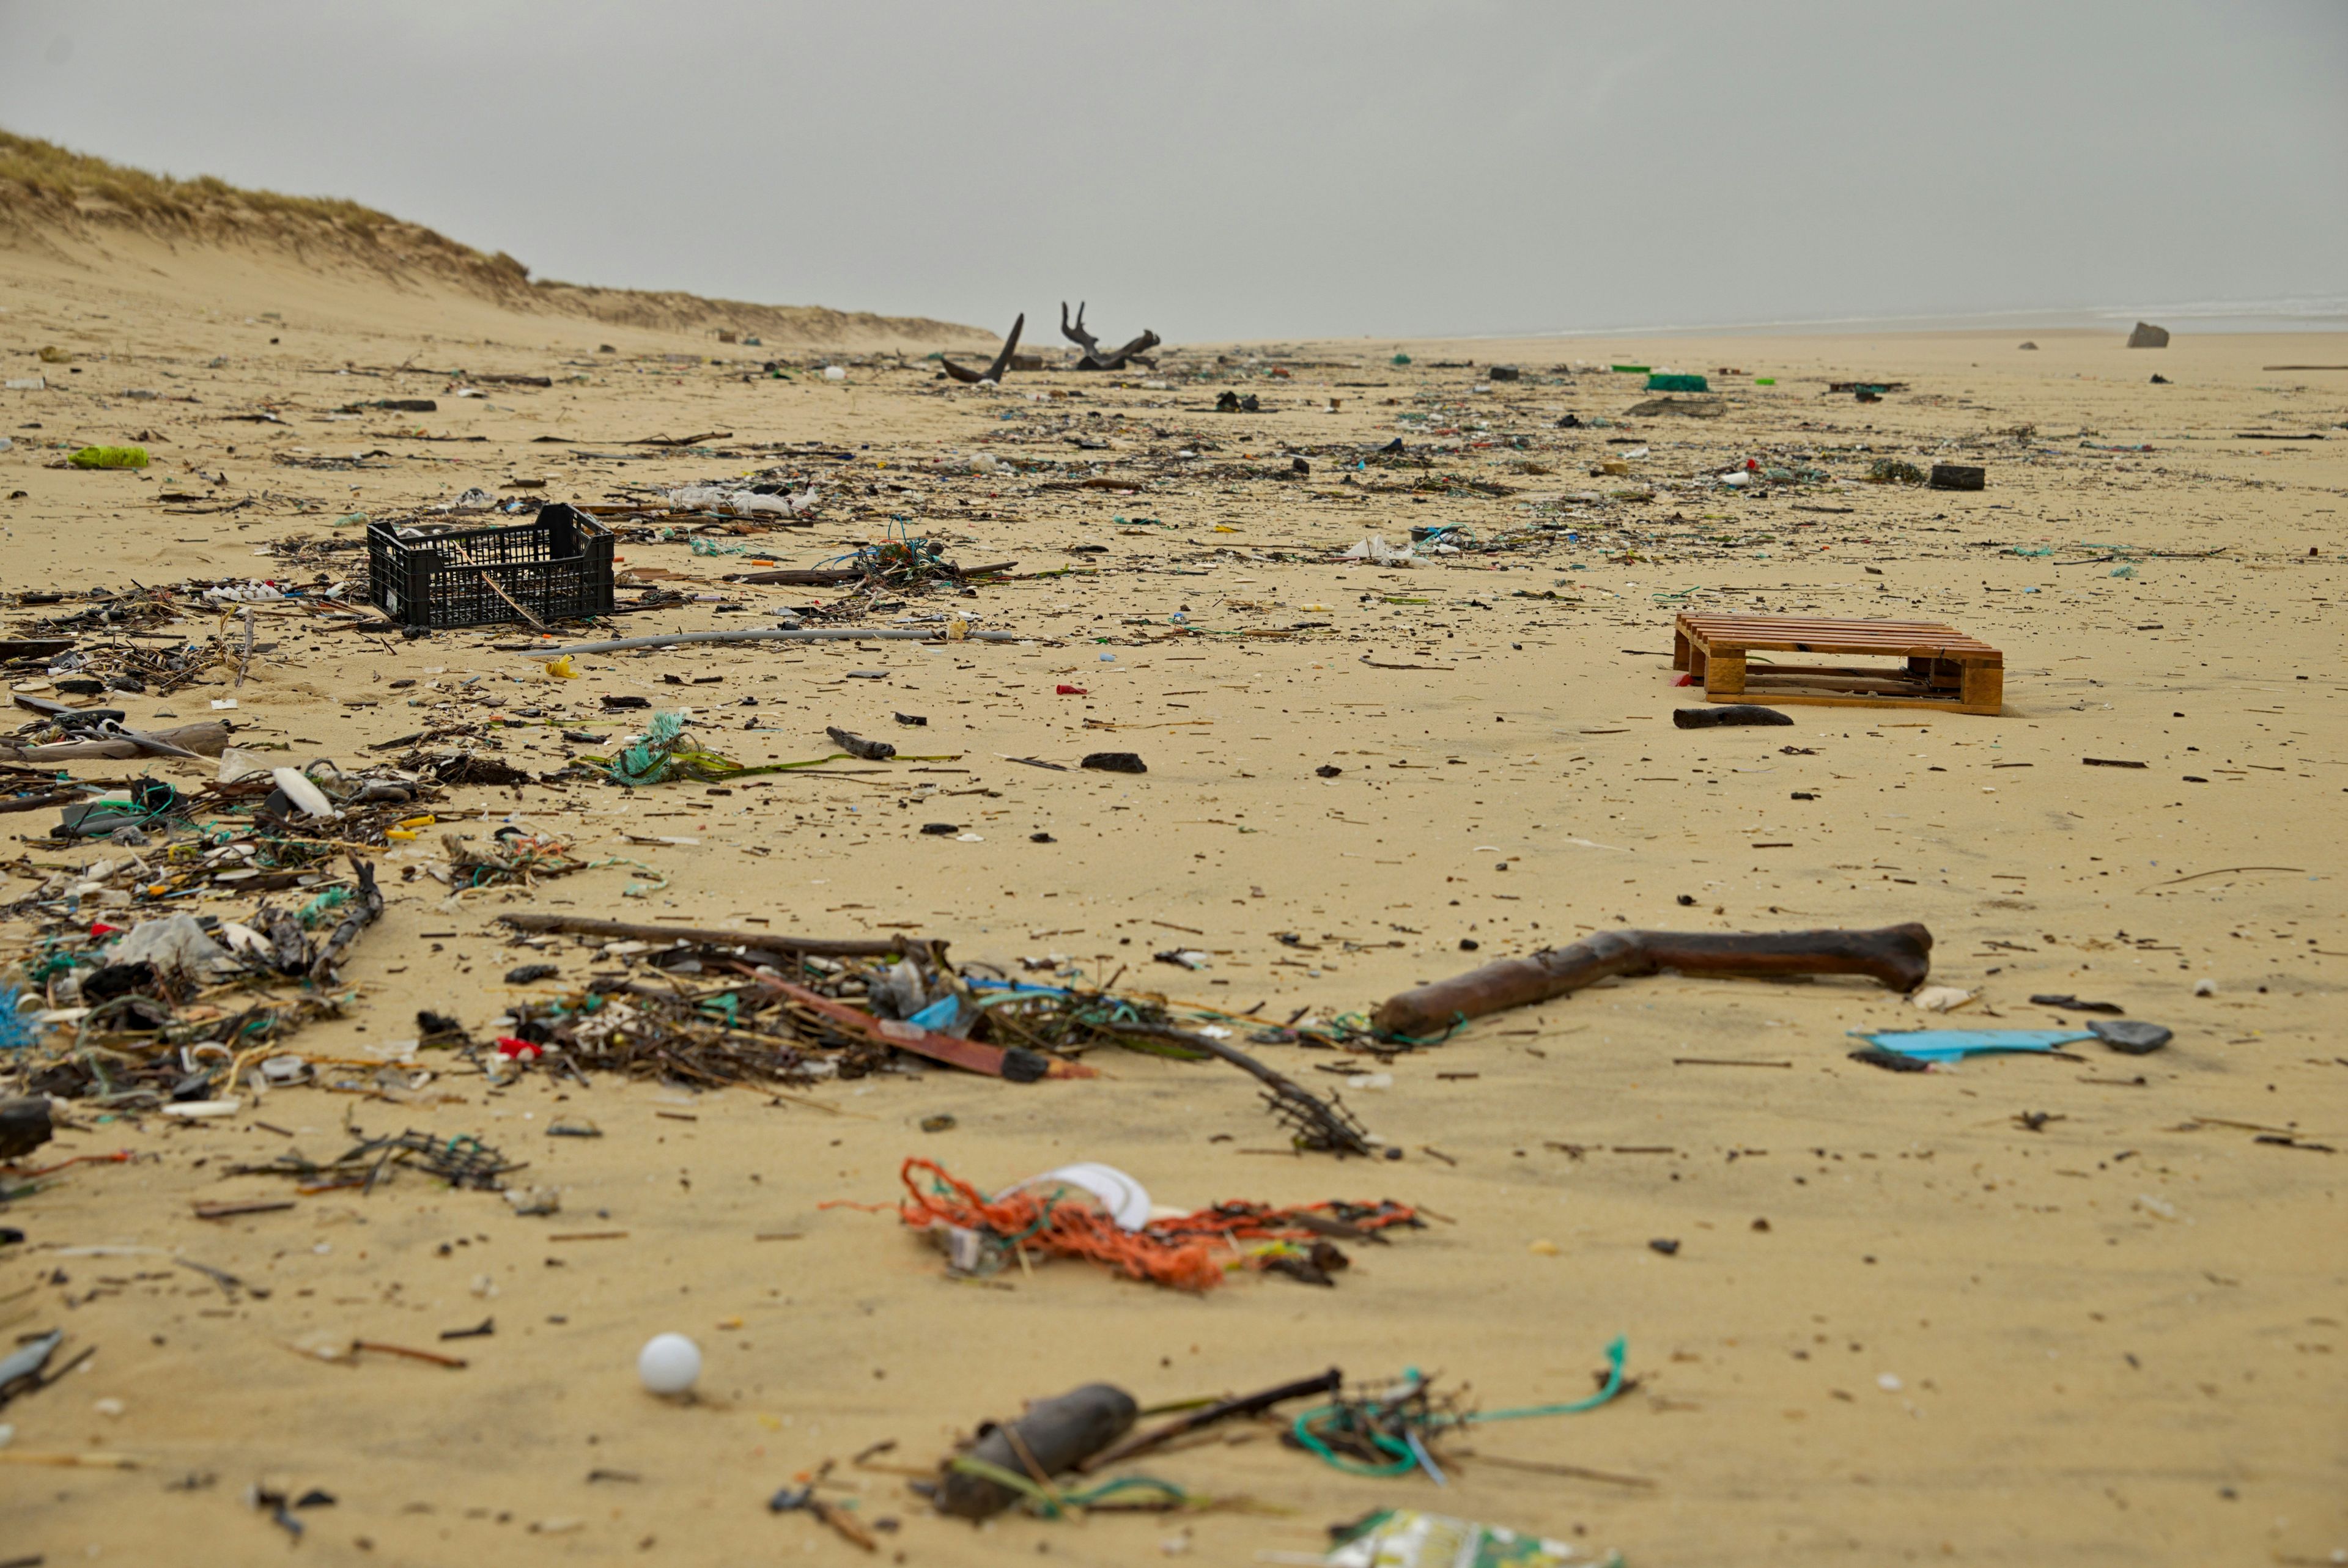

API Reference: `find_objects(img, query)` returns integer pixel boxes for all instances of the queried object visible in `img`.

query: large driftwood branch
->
[940,313,1025,384]
[0,720,230,764]
[1060,301,1161,370]
[1372,924,1933,1037]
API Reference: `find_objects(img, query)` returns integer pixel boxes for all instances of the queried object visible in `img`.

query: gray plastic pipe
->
[516,627,1033,655]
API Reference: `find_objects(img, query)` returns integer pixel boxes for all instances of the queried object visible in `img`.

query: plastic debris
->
[1326,1509,1622,1567]
[67,446,149,469]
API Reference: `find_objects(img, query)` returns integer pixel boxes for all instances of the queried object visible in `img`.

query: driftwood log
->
[1372,924,1933,1037]
[0,721,231,764]
[940,313,1025,385]
[497,913,923,958]
[1060,301,1160,370]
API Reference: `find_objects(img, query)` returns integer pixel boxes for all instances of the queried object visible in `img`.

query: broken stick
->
[1372,924,1933,1037]
[1079,1367,1343,1471]
[496,913,920,957]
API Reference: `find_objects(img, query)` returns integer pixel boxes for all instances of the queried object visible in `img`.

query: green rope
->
[1290,1337,1628,1478]
[1469,1335,1627,1421]
[944,1457,1198,1519]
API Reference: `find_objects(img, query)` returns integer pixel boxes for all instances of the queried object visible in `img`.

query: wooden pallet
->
[1672,613,2004,715]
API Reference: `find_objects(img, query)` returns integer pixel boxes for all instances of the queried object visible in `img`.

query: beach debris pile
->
[1,858,383,1105]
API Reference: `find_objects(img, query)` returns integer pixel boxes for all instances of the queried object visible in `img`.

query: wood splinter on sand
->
[1372,924,1935,1038]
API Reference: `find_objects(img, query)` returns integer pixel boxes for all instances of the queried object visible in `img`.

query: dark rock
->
[1928,463,1985,491]
[1623,397,1725,419]
[2089,1018,2171,1055]
[2127,322,2170,348]
[1079,751,1146,774]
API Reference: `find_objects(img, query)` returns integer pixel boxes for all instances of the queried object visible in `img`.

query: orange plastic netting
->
[895,1157,1419,1292]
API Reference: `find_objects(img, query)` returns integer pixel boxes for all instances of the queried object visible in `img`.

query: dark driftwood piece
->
[1672,705,1792,729]
[1,1096,54,1162]
[1060,301,1160,370]
[1373,924,1933,1037]
[940,314,1026,384]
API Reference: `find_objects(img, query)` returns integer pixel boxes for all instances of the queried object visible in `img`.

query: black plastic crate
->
[367,503,615,629]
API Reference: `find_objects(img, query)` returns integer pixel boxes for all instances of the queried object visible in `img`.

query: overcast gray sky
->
[2,1,2343,340]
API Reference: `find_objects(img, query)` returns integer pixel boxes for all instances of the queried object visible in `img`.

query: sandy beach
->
[2,207,2344,1567]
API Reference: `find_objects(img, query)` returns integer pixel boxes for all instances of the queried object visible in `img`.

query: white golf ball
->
[637,1333,702,1395]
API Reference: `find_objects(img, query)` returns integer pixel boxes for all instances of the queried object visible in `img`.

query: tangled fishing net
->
[893,1157,1420,1292]
[588,711,782,786]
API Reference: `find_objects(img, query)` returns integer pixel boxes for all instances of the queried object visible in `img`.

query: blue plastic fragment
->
[1851,1028,2093,1062]
[905,995,962,1032]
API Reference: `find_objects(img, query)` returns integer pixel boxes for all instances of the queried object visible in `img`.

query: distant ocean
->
[1518,295,2348,339]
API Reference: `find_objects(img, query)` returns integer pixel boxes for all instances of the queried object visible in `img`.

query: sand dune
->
[2,129,986,352]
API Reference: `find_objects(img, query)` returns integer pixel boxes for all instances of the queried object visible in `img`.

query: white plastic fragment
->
[1339,534,1417,567]
[1006,1162,1153,1232]
[270,767,336,819]
[1910,985,1977,1013]
[160,1099,242,1118]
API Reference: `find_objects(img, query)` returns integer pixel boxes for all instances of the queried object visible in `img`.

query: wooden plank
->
[1678,613,1996,649]
[1680,613,1965,629]
[1708,688,2000,715]
[1743,672,1954,694]
[1689,635,1999,660]
[1702,650,1746,698]
[1960,661,2004,710]
[1690,633,2000,657]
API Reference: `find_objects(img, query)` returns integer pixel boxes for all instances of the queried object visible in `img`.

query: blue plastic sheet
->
[1850,1028,2092,1062]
